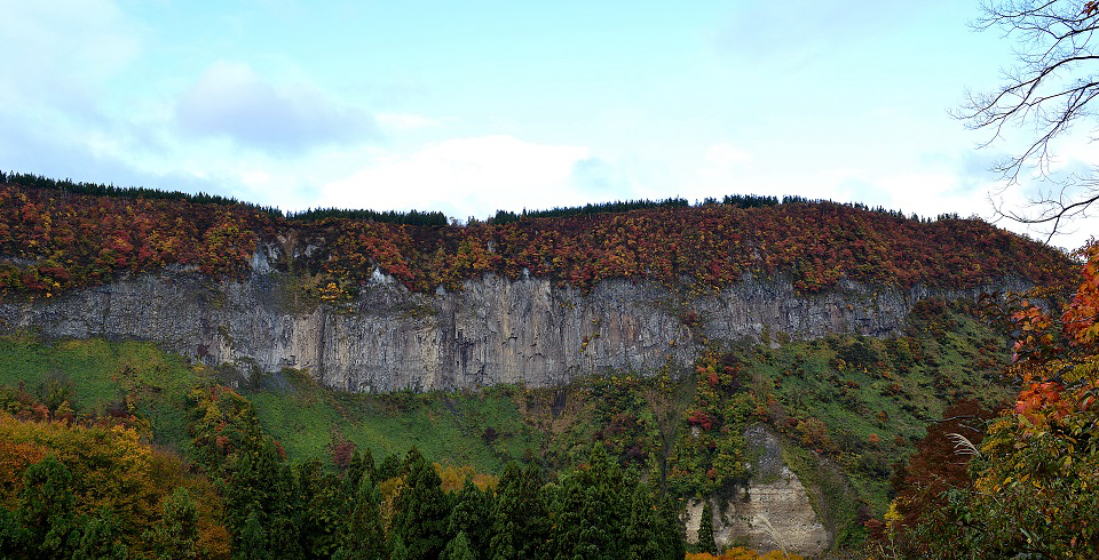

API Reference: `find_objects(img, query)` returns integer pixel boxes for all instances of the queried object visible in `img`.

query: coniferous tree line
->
[3,169,963,227]
[188,386,686,560]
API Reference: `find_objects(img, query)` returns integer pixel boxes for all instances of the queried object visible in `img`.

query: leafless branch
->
[959,1,1099,240]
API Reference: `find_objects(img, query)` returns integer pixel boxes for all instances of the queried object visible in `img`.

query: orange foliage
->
[686,547,805,560]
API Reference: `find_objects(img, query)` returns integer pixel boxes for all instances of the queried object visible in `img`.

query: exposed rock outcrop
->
[684,425,831,557]
[0,249,1027,393]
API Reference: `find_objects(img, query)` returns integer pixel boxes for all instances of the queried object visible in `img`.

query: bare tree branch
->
[959,1,1099,241]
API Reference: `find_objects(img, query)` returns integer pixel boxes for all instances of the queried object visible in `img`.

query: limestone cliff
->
[0,247,1027,393]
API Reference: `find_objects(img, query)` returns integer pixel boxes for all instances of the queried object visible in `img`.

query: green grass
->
[739,307,1013,527]
[0,335,209,451]
[0,335,542,473]
[245,373,540,473]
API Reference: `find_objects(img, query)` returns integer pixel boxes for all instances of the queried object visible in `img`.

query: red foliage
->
[0,184,1075,301]
[687,410,715,431]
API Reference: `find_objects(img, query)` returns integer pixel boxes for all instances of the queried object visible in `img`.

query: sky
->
[0,1,1094,248]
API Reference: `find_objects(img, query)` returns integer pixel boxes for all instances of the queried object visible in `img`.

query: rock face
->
[0,250,1027,392]
[684,425,831,556]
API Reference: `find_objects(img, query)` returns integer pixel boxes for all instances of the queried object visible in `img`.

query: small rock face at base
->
[684,426,830,557]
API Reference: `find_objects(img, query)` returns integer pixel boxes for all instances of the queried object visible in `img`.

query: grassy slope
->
[0,335,538,473]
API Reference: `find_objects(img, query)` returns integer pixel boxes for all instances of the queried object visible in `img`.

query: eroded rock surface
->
[0,250,1026,392]
[684,425,830,557]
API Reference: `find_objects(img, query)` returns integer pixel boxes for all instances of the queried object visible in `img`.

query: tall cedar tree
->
[391,448,451,560]
[447,478,494,559]
[293,460,344,558]
[698,500,717,554]
[145,488,199,560]
[332,476,387,560]
[549,445,631,559]
[488,462,549,560]
[441,531,476,560]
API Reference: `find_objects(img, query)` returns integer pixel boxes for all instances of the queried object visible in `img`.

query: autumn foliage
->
[686,547,804,560]
[0,181,1074,302]
[880,243,1099,559]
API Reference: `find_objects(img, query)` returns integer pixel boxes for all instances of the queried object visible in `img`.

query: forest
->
[0,177,1073,302]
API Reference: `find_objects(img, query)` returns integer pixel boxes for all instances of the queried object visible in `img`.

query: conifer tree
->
[548,445,630,560]
[71,510,129,560]
[333,476,387,560]
[698,500,717,554]
[295,460,343,558]
[488,462,548,560]
[345,448,376,491]
[234,508,267,560]
[447,478,493,558]
[441,531,476,560]
[391,448,451,560]
[18,456,77,558]
[145,488,198,560]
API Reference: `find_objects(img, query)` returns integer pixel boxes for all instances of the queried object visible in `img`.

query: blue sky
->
[1,1,1093,247]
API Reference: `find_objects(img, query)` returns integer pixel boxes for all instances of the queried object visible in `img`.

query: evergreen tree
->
[345,448,376,491]
[70,510,129,560]
[698,500,717,554]
[623,485,685,560]
[145,488,199,560]
[547,445,630,560]
[391,448,451,560]
[222,440,302,559]
[0,506,29,559]
[18,456,78,559]
[441,531,476,560]
[235,507,268,560]
[447,479,493,558]
[333,476,387,560]
[389,535,410,560]
[488,462,548,560]
[294,460,343,558]
[377,454,401,481]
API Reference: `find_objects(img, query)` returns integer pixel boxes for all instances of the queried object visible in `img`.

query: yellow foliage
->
[434,462,499,493]
[0,412,230,559]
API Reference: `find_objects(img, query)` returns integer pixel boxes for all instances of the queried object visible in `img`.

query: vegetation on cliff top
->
[0,176,1074,302]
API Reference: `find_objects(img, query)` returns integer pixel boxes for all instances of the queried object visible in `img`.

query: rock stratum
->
[0,245,1029,393]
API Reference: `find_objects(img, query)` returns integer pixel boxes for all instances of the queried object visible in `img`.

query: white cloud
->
[319,135,595,218]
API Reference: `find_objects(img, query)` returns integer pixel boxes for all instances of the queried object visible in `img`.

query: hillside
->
[0,176,1088,558]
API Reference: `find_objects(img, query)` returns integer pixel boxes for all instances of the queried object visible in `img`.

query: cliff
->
[0,246,1029,393]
